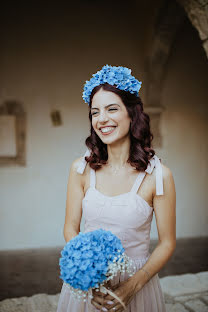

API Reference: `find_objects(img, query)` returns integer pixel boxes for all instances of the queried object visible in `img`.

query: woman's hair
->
[85,83,155,172]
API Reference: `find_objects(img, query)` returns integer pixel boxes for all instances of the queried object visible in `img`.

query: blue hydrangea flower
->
[59,228,125,291]
[82,64,142,105]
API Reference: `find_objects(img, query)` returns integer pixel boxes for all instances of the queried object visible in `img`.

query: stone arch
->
[177,0,208,57]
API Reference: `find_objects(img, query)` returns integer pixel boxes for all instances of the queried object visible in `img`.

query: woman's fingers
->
[102,295,122,311]
[92,286,115,302]
[91,292,120,310]
[91,299,103,310]
[92,289,107,297]
[104,300,119,311]
[109,305,124,312]
[91,292,111,310]
[91,298,121,312]
[91,283,123,311]
[107,302,122,311]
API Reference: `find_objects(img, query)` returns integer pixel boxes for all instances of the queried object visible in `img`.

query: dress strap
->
[76,148,91,174]
[145,155,164,195]
[90,168,96,188]
[131,155,164,196]
[130,172,146,194]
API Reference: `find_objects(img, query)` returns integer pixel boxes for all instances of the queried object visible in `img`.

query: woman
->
[57,65,176,312]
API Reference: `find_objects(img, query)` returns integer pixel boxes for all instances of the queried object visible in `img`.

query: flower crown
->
[82,64,142,105]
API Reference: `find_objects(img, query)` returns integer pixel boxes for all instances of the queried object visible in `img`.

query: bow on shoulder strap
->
[145,155,164,195]
[76,148,91,174]
[77,149,164,195]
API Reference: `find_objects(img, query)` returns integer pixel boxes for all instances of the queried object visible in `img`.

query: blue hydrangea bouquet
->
[59,228,136,307]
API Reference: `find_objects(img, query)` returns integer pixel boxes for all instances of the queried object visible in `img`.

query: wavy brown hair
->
[84,83,155,172]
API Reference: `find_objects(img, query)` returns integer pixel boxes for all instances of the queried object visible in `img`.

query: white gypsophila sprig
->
[106,253,137,281]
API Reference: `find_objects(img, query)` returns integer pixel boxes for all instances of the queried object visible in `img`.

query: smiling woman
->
[57,65,176,312]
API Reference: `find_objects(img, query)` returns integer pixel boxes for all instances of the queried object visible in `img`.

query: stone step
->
[0,272,207,312]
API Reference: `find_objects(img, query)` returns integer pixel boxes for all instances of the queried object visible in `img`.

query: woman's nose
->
[98,111,109,122]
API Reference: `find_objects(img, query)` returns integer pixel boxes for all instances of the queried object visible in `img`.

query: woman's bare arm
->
[131,164,176,292]
[63,157,85,243]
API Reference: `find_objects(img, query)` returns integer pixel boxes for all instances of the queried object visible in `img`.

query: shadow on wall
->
[0,237,207,300]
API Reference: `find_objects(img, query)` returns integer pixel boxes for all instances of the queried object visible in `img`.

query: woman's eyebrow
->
[91,103,119,110]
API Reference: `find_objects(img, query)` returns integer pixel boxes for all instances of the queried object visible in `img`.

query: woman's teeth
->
[100,126,116,134]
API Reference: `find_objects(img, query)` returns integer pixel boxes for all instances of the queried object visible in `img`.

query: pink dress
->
[57,154,166,312]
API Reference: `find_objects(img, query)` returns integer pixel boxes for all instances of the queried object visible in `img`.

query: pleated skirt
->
[56,256,166,312]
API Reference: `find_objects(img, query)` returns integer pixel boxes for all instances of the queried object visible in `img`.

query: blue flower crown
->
[82,64,142,105]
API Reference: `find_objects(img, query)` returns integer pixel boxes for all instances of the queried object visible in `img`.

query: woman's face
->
[90,88,131,145]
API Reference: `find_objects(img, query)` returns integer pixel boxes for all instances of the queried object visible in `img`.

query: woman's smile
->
[100,126,117,135]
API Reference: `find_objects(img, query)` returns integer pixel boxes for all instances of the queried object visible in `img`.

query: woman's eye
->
[91,108,117,116]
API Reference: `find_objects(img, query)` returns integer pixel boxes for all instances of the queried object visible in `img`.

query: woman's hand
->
[91,278,138,312]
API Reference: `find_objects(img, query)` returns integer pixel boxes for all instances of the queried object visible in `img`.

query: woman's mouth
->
[100,126,117,135]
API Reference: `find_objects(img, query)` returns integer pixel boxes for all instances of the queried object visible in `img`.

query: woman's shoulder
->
[160,162,175,192]
[160,161,173,179]
[150,156,174,197]
[159,162,176,199]
[71,156,83,172]
[68,157,89,190]
[71,156,90,176]
[150,155,173,177]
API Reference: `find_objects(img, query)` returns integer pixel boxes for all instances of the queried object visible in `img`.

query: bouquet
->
[59,229,136,310]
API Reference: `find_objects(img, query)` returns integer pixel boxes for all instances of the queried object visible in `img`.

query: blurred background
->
[0,0,207,301]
